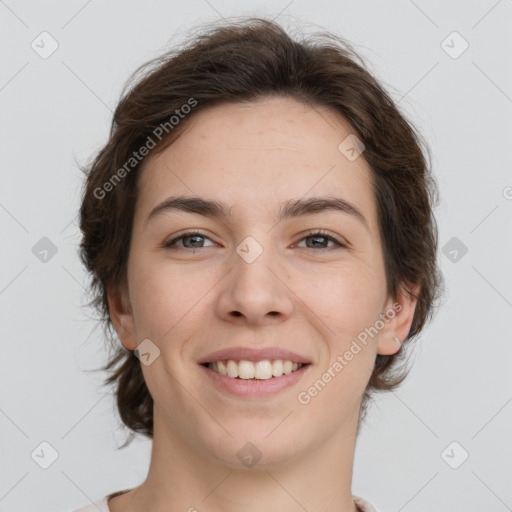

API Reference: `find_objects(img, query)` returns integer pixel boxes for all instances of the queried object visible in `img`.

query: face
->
[109,96,417,468]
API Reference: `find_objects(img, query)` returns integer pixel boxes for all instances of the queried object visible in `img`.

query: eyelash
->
[163,229,346,251]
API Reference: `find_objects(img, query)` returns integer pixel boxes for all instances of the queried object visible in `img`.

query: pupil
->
[186,235,203,247]
[309,236,326,248]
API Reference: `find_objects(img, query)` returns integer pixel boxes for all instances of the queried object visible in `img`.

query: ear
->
[377,281,420,356]
[107,281,138,351]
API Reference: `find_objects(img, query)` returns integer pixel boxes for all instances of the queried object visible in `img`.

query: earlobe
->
[107,282,138,351]
[377,282,420,356]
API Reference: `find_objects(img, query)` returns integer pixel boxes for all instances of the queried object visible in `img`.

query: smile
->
[200,359,311,398]
[204,359,307,380]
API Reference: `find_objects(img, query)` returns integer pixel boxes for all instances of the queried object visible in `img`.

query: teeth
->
[239,360,255,379]
[208,359,305,379]
[254,360,272,380]
[272,359,283,377]
[217,360,228,375]
[227,360,238,378]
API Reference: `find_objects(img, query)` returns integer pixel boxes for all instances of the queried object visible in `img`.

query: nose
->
[214,240,295,326]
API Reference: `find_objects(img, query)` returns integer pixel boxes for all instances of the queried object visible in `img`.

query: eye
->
[163,231,216,249]
[163,229,346,251]
[296,230,346,250]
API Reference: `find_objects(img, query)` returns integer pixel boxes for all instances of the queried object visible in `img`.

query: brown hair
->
[79,16,444,446]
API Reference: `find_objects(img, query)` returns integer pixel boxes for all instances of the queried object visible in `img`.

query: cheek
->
[301,271,380,406]
[295,264,383,392]
[128,258,205,338]
[297,263,384,334]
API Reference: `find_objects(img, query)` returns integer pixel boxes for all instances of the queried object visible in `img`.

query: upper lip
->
[198,346,312,365]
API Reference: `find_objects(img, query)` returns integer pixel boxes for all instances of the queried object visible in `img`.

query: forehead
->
[136,96,378,232]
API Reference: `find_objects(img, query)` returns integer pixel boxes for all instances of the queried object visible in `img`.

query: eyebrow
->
[145,195,370,232]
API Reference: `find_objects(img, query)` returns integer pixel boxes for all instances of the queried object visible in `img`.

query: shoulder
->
[71,492,378,512]
[70,488,131,512]
[70,495,109,512]
[353,494,380,512]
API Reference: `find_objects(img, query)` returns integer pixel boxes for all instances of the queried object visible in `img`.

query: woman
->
[75,16,443,512]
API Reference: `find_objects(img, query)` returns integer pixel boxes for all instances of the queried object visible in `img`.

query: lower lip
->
[199,363,310,398]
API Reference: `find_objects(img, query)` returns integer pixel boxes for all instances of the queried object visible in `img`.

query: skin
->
[107,96,419,512]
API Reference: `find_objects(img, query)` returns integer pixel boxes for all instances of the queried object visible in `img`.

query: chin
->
[197,422,307,470]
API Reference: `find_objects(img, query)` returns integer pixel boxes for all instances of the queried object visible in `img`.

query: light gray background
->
[1,1,511,511]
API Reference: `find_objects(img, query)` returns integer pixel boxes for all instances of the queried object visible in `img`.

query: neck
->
[111,406,361,512]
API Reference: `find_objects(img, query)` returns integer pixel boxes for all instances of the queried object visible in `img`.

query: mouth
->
[201,359,310,380]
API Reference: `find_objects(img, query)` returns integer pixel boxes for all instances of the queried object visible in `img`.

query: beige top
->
[72,490,379,511]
